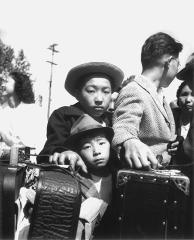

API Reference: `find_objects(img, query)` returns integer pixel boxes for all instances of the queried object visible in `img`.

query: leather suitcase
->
[0,164,26,240]
[116,169,190,239]
[28,166,81,240]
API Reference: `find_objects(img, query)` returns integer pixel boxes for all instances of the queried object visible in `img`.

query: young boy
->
[64,113,116,239]
[112,32,183,169]
[37,62,124,172]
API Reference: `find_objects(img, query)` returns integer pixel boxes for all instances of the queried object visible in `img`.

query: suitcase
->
[28,166,81,240]
[116,169,190,239]
[0,164,26,240]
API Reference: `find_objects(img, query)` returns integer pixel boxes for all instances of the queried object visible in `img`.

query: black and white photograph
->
[0,0,193,239]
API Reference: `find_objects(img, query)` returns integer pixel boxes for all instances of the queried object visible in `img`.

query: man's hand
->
[123,139,158,169]
[49,150,88,173]
[167,136,184,156]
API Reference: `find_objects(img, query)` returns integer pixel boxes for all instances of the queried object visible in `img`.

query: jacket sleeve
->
[112,84,144,147]
[37,108,73,163]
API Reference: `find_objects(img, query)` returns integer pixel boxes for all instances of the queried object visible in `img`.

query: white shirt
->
[91,173,112,204]
[181,122,190,139]
[0,102,46,154]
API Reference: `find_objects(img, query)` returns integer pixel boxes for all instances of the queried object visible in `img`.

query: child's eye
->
[82,144,91,150]
[99,141,106,145]
[86,89,95,94]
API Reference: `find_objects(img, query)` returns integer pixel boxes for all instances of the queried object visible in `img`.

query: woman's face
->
[178,84,194,112]
[1,76,15,97]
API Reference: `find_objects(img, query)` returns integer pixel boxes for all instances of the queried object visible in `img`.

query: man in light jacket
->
[112,32,183,169]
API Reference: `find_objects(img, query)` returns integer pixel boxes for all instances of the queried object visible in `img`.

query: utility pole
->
[46,43,59,119]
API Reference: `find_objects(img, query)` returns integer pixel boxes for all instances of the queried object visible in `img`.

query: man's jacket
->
[37,102,112,163]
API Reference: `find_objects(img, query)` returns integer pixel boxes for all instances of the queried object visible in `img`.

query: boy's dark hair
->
[141,32,183,70]
[10,71,35,103]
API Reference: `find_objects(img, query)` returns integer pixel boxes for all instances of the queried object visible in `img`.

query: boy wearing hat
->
[112,32,183,169]
[38,62,124,172]
[65,114,117,239]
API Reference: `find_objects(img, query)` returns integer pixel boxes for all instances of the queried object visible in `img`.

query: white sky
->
[0,0,194,118]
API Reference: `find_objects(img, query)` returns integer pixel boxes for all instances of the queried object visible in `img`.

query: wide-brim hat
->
[65,62,124,97]
[176,54,194,81]
[65,114,114,148]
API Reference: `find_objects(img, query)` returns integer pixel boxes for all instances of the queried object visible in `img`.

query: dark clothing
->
[37,102,120,239]
[171,107,191,165]
[37,102,112,163]
[172,108,194,238]
[172,107,182,136]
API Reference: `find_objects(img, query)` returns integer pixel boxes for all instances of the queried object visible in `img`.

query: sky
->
[0,0,194,118]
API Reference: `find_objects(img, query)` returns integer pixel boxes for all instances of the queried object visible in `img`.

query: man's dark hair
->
[10,71,35,103]
[141,32,183,70]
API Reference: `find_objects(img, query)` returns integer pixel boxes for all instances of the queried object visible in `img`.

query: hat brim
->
[65,62,124,97]
[176,65,194,81]
[64,126,114,149]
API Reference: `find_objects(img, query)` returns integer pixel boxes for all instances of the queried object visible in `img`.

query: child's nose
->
[94,93,103,105]
[93,145,101,156]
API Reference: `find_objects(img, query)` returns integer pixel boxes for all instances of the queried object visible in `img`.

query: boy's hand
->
[49,150,88,173]
[123,139,158,169]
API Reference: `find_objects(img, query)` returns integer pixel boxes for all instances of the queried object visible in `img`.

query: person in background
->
[37,62,124,172]
[169,54,194,164]
[174,53,194,137]
[0,71,46,157]
[112,32,183,169]
[172,80,194,139]
[175,54,194,239]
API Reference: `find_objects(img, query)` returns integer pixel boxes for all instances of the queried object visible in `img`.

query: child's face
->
[178,84,194,112]
[78,133,110,170]
[77,77,112,118]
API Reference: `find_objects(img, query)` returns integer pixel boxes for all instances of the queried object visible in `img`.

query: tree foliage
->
[0,39,31,76]
[14,49,31,75]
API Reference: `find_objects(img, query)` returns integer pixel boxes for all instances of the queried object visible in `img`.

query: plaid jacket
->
[112,75,176,162]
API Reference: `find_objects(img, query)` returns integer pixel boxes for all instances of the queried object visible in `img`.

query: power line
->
[46,43,59,119]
